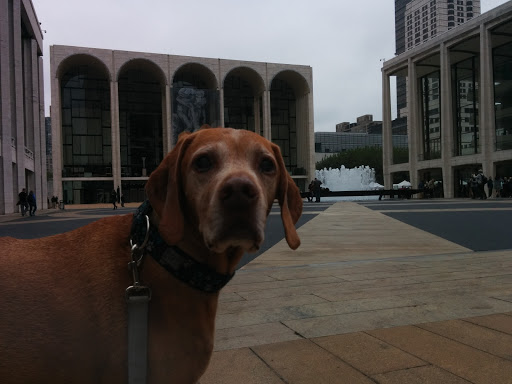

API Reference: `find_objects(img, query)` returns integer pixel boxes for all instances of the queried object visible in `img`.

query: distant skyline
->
[33,0,509,131]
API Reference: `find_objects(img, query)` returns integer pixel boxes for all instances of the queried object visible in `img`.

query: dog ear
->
[271,144,303,250]
[146,132,193,245]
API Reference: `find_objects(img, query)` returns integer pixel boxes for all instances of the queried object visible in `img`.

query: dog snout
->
[219,176,258,209]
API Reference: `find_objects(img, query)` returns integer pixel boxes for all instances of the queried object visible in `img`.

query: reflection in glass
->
[494,41,512,151]
[172,72,219,144]
[270,79,297,172]
[118,68,163,178]
[62,180,114,204]
[452,56,479,156]
[224,75,257,131]
[420,71,441,160]
[61,64,111,177]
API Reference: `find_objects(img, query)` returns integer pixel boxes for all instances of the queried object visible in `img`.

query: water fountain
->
[315,165,383,201]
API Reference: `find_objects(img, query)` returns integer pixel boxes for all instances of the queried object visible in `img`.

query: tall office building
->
[394,0,481,119]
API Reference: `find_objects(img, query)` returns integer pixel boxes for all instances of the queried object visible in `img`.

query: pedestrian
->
[476,169,487,199]
[494,176,502,198]
[307,181,314,202]
[18,188,28,216]
[28,190,37,216]
[116,186,120,204]
[487,177,493,198]
[111,189,117,210]
[313,178,322,202]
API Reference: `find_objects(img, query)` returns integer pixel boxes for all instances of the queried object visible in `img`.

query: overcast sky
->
[34,0,509,132]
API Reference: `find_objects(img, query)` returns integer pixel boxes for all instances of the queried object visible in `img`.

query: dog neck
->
[131,201,235,294]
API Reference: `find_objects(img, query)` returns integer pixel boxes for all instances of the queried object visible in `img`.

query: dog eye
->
[194,155,213,172]
[260,158,276,174]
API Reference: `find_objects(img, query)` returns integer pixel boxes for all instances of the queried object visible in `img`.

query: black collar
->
[131,201,234,294]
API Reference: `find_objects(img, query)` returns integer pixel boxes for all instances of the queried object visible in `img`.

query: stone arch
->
[56,53,111,82]
[116,58,167,85]
[117,58,166,187]
[58,53,113,204]
[171,63,220,143]
[223,67,265,132]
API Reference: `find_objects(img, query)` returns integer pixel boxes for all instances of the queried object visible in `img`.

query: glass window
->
[452,57,479,156]
[494,41,512,151]
[60,64,111,177]
[420,71,441,160]
[118,68,163,178]
[270,79,297,172]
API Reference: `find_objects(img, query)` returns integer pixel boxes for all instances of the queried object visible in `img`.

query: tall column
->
[30,39,43,207]
[170,85,176,147]
[307,91,316,180]
[51,61,63,203]
[382,70,393,189]
[38,55,47,209]
[0,0,14,212]
[440,42,454,198]
[254,96,261,136]
[110,81,121,192]
[219,87,225,127]
[407,58,419,189]
[13,0,25,191]
[262,90,271,140]
[163,85,172,154]
[479,24,494,177]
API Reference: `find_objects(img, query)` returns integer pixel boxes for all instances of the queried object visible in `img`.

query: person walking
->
[27,190,37,216]
[313,178,322,202]
[111,189,118,210]
[18,188,28,216]
[494,176,502,198]
[487,177,493,199]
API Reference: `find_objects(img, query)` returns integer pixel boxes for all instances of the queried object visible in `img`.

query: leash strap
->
[127,215,151,384]
[127,286,151,384]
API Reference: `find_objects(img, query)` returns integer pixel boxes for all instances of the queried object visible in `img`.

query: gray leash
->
[126,215,152,384]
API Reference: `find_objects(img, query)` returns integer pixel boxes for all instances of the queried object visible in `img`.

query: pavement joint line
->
[378,207,512,213]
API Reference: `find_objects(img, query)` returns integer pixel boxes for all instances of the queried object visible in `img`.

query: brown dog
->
[0,127,302,383]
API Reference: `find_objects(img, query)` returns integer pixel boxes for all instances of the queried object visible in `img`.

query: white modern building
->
[50,46,315,204]
[0,0,46,214]
[382,2,512,198]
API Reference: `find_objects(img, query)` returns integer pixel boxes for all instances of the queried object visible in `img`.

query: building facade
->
[0,0,46,214]
[314,132,408,163]
[50,46,315,204]
[382,2,512,197]
[395,0,481,119]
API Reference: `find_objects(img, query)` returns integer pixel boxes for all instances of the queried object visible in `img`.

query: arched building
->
[50,46,314,204]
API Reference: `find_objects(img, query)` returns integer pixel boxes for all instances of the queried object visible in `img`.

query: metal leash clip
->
[126,214,152,302]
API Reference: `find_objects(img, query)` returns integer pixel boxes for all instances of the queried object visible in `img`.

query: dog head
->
[146,126,302,255]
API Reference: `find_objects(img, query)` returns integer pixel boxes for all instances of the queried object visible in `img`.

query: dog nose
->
[219,177,258,208]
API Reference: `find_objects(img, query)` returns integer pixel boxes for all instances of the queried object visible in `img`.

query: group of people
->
[468,171,512,199]
[418,179,443,199]
[111,187,125,210]
[17,188,37,216]
[306,178,323,202]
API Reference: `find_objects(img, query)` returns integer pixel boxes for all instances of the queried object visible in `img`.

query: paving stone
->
[372,365,472,384]
[418,319,512,360]
[313,332,427,375]
[217,293,326,315]
[368,325,512,384]
[464,313,512,335]
[201,348,284,384]
[213,322,303,351]
[252,339,374,384]
[215,296,423,330]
